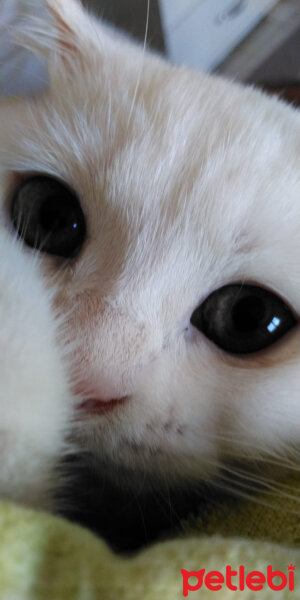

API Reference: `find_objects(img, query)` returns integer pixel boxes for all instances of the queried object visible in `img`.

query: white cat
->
[0,0,299,513]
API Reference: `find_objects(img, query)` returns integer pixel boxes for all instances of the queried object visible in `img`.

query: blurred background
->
[84,0,300,105]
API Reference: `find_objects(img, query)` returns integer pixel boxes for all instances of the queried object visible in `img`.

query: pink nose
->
[73,375,132,402]
[77,395,129,415]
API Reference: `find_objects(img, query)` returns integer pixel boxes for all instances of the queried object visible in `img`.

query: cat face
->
[1,0,299,488]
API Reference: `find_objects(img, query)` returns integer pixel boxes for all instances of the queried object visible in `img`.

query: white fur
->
[0,230,75,508]
[0,0,299,495]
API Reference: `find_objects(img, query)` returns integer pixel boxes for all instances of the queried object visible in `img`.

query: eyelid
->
[10,170,71,189]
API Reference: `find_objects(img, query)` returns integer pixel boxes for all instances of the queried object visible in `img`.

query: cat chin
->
[73,405,222,490]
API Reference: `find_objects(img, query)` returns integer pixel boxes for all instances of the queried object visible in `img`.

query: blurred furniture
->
[84,0,300,106]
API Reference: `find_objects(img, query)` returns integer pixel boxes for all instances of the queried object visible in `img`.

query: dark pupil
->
[232,295,265,332]
[39,198,75,233]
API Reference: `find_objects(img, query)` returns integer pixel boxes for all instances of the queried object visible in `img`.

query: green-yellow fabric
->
[182,471,300,545]
[0,473,299,599]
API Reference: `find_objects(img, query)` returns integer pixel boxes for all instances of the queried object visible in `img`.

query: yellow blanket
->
[0,473,299,599]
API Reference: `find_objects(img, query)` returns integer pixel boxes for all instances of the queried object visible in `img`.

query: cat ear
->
[0,0,86,98]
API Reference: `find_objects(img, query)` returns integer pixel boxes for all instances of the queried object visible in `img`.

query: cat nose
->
[73,361,146,402]
[73,375,133,402]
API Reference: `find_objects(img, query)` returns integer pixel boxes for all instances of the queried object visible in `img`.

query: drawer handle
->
[215,0,247,24]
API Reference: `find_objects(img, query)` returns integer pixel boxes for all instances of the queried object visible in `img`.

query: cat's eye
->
[10,175,86,258]
[191,283,297,355]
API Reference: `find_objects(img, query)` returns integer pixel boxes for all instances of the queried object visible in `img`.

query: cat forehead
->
[7,56,300,255]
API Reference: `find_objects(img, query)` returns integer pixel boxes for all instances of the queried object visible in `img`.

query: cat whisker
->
[213,479,300,514]
[219,462,299,493]
[195,456,300,511]
[127,0,150,127]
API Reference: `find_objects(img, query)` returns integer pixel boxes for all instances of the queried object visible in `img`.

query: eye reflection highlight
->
[267,316,281,333]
